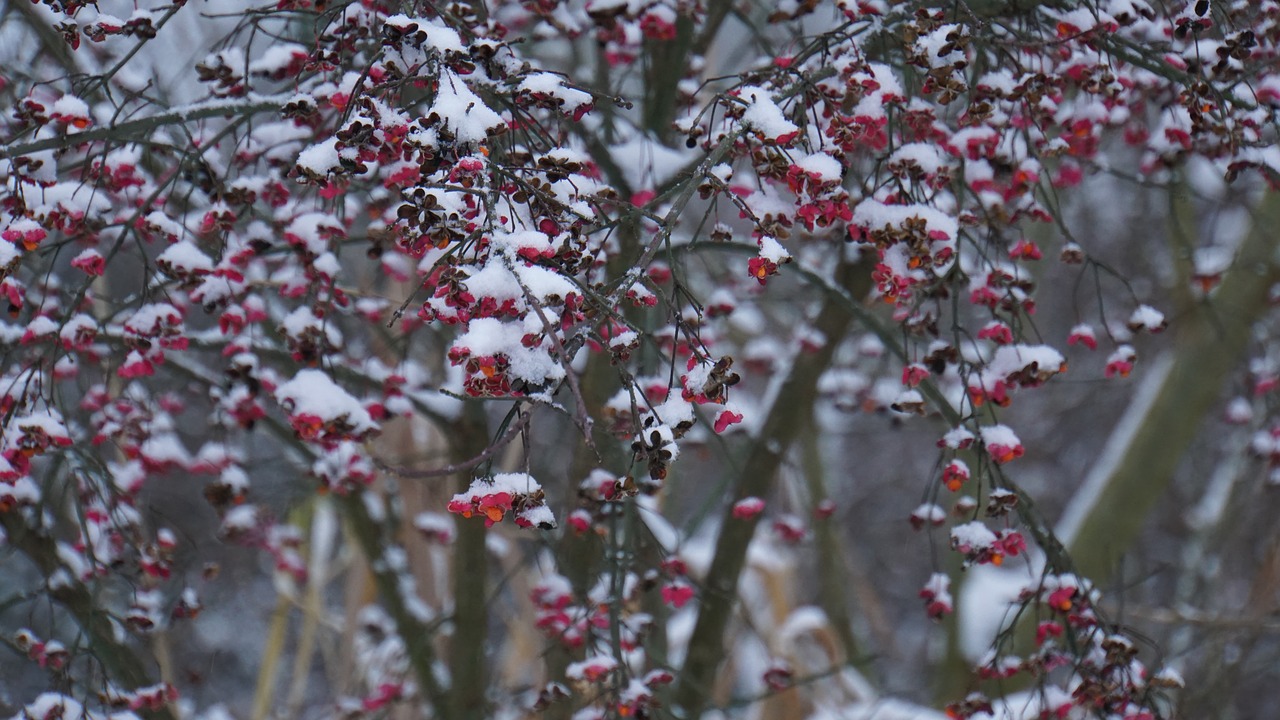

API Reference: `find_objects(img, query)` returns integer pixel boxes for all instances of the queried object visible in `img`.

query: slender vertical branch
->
[672,259,870,717]
[251,593,292,720]
[799,419,871,677]
[339,493,451,718]
[285,498,336,716]
[449,403,495,720]
[643,0,734,140]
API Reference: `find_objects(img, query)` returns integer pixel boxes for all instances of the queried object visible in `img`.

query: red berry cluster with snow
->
[447,472,555,529]
[0,0,1261,716]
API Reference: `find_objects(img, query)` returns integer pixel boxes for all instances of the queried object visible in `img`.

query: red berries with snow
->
[977,321,1013,345]
[941,460,970,491]
[902,363,930,387]
[447,473,555,529]
[910,503,946,530]
[0,1,1248,718]
[950,522,1026,567]
[1106,345,1137,378]
[1068,323,1098,350]
[2,220,47,251]
[980,425,1024,464]
[732,496,766,519]
[661,582,695,608]
[566,655,618,684]
[919,573,952,620]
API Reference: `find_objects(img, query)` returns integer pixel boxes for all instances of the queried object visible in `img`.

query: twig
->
[0,96,288,158]
[374,410,530,479]
[506,256,596,453]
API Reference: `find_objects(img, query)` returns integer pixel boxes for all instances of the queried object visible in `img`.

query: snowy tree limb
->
[0,97,287,159]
